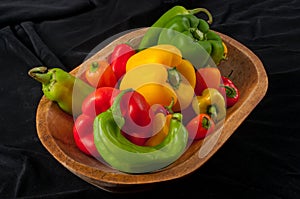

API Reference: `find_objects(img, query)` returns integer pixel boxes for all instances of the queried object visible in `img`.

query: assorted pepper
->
[139,5,225,68]
[29,5,241,174]
[138,5,212,50]
[186,113,215,140]
[85,60,117,88]
[192,88,226,123]
[109,43,136,81]
[157,14,224,68]
[73,114,100,157]
[28,66,94,116]
[220,72,240,108]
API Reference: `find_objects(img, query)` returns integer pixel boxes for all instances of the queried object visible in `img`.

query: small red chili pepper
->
[220,73,239,108]
[73,114,100,157]
[110,43,136,81]
[186,113,215,140]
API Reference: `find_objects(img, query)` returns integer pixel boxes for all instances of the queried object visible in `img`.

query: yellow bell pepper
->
[126,44,182,72]
[120,44,196,112]
[192,88,226,123]
[145,113,172,146]
[119,63,194,111]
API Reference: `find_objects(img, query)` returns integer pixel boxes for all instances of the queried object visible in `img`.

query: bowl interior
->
[36,28,268,192]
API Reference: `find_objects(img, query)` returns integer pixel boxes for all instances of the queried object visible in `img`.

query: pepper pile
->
[28,5,240,174]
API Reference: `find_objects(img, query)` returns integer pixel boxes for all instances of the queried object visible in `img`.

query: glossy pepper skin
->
[81,86,120,118]
[73,114,100,157]
[93,89,188,174]
[28,66,94,116]
[157,14,225,68]
[119,90,153,146]
[186,113,215,140]
[138,5,212,50]
[220,76,239,108]
[121,44,196,112]
[145,113,172,146]
[194,67,222,96]
[85,60,117,88]
[192,88,226,123]
[110,43,136,81]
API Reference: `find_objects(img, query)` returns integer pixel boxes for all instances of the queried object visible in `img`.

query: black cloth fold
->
[0,0,96,29]
[1,0,300,198]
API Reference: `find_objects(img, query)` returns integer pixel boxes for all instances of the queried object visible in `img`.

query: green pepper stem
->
[188,7,213,24]
[202,116,211,129]
[226,70,234,78]
[111,88,133,128]
[90,62,99,73]
[167,67,182,90]
[28,66,51,84]
[207,105,217,120]
[224,85,237,98]
[164,97,175,114]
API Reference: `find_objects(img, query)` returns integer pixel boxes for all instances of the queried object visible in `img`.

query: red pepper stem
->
[188,8,213,24]
[28,66,51,84]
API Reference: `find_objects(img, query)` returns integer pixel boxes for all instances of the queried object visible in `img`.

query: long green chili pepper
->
[138,5,212,50]
[93,89,189,174]
[28,66,94,116]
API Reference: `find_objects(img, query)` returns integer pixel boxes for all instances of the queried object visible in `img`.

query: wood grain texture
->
[36,28,268,193]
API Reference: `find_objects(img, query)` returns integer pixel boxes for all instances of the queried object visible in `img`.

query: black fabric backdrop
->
[1,0,300,198]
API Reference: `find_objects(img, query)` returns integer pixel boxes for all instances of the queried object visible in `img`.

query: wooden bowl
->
[36,28,268,193]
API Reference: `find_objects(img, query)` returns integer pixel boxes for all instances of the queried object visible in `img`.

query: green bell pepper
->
[138,5,213,50]
[93,89,189,174]
[28,66,94,116]
[157,14,225,68]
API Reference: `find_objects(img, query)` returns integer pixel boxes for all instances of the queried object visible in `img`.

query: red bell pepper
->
[110,43,136,81]
[73,114,100,157]
[186,113,215,140]
[220,75,239,108]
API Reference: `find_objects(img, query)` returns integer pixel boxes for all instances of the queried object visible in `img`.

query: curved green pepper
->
[138,5,212,50]
[93,89,188,174]
[28,66,94,116]
[157,14,225,68]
